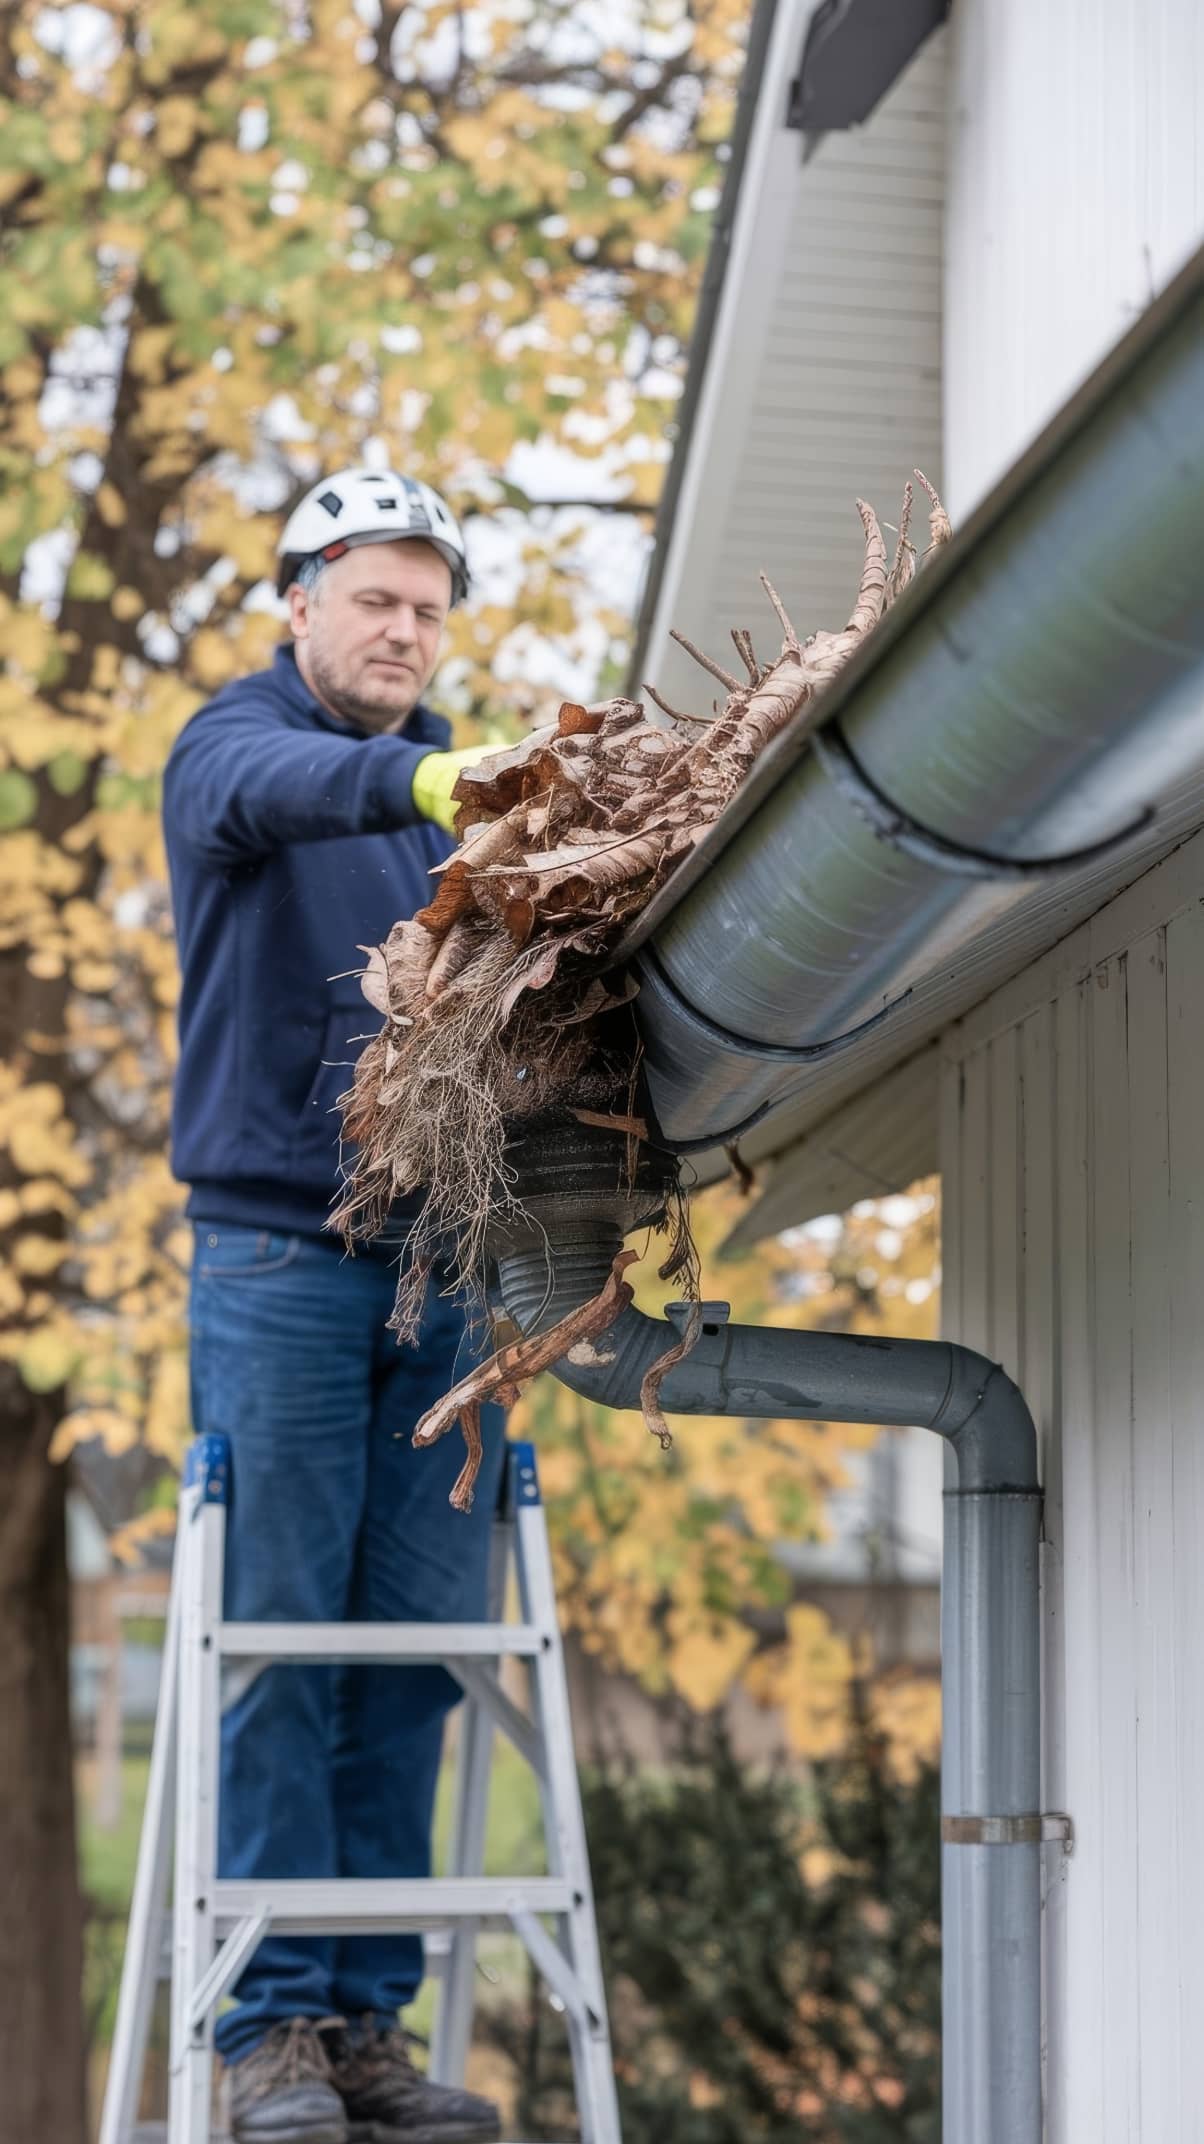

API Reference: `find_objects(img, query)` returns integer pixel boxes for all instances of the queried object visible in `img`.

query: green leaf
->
[0,769,38,829]
[19,1327,81,1395]
[48,751,90,796]
[66,551,116,601]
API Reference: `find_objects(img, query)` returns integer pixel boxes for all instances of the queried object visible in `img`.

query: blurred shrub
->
[483,1714,940,2143]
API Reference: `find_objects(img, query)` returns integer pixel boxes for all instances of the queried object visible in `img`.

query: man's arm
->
[163,691,439,864]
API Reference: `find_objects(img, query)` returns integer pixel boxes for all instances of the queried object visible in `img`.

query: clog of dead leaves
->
[333,477,950,1508]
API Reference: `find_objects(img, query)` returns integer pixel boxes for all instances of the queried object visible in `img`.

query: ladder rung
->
[218,1620,546,1662]
[152,1917,454,1980]
[212,1877,571,1934]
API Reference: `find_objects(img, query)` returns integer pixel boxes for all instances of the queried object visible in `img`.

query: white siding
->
[945,0,1204,516]
[940,830,1204,2139]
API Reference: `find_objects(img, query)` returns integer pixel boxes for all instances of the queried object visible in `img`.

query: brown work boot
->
[327,2021,501,2144]
[226,2017,349,2144]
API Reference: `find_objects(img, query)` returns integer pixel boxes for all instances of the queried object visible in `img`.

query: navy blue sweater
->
[163,643,454,1240]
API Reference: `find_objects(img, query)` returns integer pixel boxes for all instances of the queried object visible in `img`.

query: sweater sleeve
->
[163,690,440,864]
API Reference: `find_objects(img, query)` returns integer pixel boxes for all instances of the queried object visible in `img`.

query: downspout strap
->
[943,1812,1074,1851]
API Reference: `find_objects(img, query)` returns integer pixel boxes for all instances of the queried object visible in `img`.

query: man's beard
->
[306,643,419,734]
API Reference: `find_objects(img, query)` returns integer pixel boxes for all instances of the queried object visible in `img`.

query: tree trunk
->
[0,1376,87,2144]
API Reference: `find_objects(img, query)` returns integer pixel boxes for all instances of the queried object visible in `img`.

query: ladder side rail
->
[450,1659,543,1778]
[168,1437,228,2144]
[98,1530,184,2144]
[512,1445,622,2144]
[431,1514,510,2086]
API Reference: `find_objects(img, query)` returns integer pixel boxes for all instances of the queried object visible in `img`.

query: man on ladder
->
[162,469,508,2144]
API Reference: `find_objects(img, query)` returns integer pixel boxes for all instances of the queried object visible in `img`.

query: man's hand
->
[410,743,504,832]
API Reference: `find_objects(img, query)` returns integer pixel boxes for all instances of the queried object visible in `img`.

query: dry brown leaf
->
[556,700,605,737]
[338,475,952,1486]
[410,1249,639,1504]
[449,1400,483,1514]
[359,944,390,1016]
[496,939,565,1022]
[640,1299,702,1452]
[425,915,483,999]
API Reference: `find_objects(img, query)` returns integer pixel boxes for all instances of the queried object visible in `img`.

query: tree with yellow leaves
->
[0,0,750,2131]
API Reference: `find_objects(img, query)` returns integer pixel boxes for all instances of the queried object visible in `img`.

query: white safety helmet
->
[276,466,470,603]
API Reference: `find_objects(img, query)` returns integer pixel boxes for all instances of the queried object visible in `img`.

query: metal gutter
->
[624,235,1204,1153]
[627,0,782,692]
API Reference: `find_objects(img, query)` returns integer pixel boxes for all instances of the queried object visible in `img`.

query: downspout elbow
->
[495,1236,1040,1485]
[494,1234,722,1411]
[935,1347,1041,1494]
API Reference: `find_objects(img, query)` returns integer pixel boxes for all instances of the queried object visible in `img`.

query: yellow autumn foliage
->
[1,0,939,1788]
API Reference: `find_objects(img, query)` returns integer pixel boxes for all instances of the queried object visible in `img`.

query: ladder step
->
[152,1918,455,1980]
[212,1877,572,1935]
[218,1621,546,1662]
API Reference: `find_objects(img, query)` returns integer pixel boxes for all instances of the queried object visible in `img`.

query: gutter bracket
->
[943,1812,1074,1854]
[665,1299,730,1332]
[813,726,1154,881]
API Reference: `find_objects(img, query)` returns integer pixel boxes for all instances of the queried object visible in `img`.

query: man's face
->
[288,539,454,732]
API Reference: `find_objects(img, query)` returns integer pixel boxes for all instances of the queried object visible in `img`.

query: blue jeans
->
[188,1226,506,2063]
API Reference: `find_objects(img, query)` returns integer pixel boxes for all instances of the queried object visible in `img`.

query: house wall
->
[939,828,1204,2141]
[944,0,1204,516]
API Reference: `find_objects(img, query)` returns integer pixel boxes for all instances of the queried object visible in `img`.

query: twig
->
[758,573,800,650]
[847,500,888,636]
[669,628,745,692]
[915,467,952,550]
[645,680,712,725]
[731,627,762,684]
[886,482,915,604]
[725,1142,756,1196]
[411,1249,638,1469]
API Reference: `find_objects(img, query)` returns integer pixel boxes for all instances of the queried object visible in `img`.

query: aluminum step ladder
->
[100,1435,620,2144]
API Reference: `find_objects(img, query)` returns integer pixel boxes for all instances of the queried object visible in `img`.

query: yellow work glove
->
[410,743,502,834]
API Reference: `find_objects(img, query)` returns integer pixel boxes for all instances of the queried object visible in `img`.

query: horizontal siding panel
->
[737,396,943,426]
[781,167,946,208]
[643,3,945,721]
[765,307,942,344]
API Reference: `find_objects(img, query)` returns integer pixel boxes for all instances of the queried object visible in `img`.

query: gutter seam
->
[814,728,1156,878]
[637,942,910,1066]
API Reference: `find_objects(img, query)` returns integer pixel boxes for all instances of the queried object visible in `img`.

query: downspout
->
[489,1125,1049,2144]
